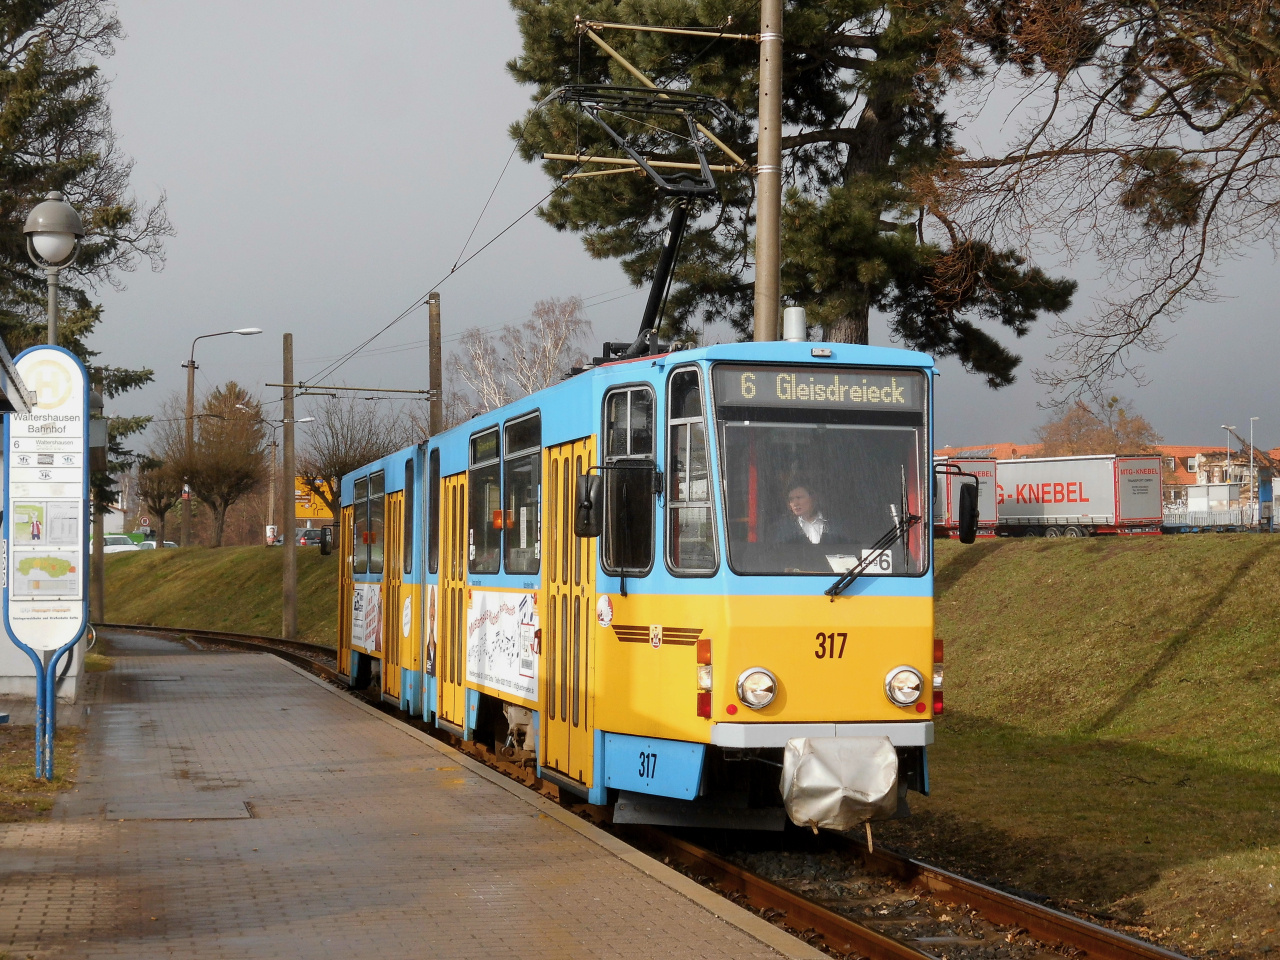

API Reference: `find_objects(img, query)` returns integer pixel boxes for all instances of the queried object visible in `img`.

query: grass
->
[102,546,338,645]
[0,725,80,821]
[876,535,1280,958]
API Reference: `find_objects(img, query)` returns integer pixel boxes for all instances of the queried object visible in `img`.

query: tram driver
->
[774,480,850,545]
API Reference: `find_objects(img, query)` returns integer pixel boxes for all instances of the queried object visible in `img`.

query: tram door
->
[437,473,468,727]
[382,491,404,702]
[543,438,597,787]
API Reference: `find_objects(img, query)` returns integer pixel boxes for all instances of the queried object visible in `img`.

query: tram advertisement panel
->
[424,584,437,676]
[351,582,382,653]
[466,589,538,701]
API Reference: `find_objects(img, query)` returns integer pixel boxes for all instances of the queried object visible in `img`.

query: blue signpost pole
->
[15,645,47,777]
[41,637,77,778]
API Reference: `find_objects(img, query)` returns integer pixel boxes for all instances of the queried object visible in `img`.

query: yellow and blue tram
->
[337,339,954,830]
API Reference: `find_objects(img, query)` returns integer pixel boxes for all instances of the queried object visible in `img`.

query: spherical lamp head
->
[23,191,85,269]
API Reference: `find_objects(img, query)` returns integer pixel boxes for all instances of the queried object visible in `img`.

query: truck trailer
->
[993,455,1163,537]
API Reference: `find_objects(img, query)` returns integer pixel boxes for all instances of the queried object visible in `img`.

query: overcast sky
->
[94,0,1276,451]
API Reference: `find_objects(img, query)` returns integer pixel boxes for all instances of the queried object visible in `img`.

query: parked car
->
[298,528,324,546]
[102,535,141,554]
[137,541,179,550]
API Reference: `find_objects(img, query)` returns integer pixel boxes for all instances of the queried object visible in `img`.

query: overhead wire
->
[303,86,582,387]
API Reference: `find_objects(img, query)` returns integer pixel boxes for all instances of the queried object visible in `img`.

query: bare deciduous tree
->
[184,383,267,547]
[134,394,191,545]
[450,296,592,416]
[136,459,182,546]
[298,396,419,518]
[1035,397,1162,457]
[934,0,1280,396]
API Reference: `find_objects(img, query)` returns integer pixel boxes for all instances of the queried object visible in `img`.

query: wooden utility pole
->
[181,355,195,545]
[753,0,782,342]
[428,292,442,436]
[282,334,297,640]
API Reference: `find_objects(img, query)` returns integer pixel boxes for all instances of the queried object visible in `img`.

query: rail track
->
[96,623,1187,960]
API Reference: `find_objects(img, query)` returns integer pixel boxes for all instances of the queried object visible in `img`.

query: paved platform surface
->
[0,630,815,959]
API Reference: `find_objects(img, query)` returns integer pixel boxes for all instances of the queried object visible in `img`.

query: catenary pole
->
[753,0,782,342]
[429,292,443,436]
[282,334,297,640]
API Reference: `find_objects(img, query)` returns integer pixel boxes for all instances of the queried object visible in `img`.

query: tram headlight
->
[884,666,924,707]
[736,668,777,709]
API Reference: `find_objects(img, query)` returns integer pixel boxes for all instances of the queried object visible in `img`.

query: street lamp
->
[1221,425,1236,484]
[235,407,314,542]
[23,191,85,346]
[1250,416,1260,523]
[181,328,263,546]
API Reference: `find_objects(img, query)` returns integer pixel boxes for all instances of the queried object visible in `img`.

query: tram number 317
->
[815,631,848,659]
[638,752,658,779]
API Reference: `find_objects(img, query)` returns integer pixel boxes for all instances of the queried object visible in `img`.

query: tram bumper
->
[780,736,898,831]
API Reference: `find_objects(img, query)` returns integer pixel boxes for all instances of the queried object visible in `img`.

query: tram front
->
[705,353,936,831]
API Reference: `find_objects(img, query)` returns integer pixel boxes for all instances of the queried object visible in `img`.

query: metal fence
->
[1162,506,1253,527]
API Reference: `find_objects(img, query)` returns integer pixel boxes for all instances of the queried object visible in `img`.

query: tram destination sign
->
[713,365,924,412]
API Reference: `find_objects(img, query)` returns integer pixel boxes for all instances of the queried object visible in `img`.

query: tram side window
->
[369,470,385,574]
[403,460,414,575]
[602,386,655,574]
[353,477,369,575]
[504,414,541,574]
[667,368,716,573]
[428,448,440,574]
[469,428,501,574]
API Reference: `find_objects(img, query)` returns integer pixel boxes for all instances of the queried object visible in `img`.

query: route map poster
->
[4,347,89,651]
[9,500,81,600]
[466,589,538,702]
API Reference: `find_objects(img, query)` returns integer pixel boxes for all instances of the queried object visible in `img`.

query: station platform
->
[0,630,820,959]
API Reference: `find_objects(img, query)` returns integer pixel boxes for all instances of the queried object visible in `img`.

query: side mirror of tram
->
[957,482,979,544]
[319,526,334,556]
[575,474,604,538]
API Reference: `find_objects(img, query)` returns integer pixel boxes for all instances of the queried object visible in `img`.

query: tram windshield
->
[712,364,929,577]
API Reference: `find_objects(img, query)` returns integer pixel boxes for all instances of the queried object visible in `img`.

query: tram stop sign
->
[3,346,90,652]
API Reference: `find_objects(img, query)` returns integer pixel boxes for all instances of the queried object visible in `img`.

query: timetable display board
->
[4,347,89,652]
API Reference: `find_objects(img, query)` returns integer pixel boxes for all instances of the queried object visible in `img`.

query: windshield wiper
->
[824,511,920,601]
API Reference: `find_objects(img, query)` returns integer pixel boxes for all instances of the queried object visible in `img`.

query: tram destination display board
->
[3,346,89,651]
[713,365,925,412]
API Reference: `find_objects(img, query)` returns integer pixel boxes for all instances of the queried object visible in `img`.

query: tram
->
[336,337,974,830]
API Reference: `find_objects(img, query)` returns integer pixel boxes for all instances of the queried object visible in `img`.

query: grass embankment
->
[103,547,337,644]
[877,535,1280,958]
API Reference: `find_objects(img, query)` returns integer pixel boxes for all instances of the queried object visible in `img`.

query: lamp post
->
[23,191,85,346]
[1250,416,1260,523]
[181,328,262,546]
[236,408,315,544]
[1221,424,1236,485]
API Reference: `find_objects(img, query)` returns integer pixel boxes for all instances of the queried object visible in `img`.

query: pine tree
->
[0,2,172,505]
[508,0,1075,386]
